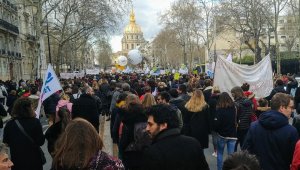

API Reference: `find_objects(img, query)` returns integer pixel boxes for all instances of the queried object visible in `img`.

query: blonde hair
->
[212,86,220,94]
[61,94,70,100]
[142,93,156,108]
[185,89,207,112]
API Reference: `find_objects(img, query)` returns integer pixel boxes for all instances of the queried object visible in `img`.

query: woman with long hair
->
[141,93,156,109]
[119,94,148,170]
[182,89,210,149]
[214,92,237,170]
[45,107,71,157]
[52,118,124,170]
[3,97,45,170]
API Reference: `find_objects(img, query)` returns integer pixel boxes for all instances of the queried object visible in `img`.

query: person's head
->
[11,97,35,118]
[156,92,171,104]
[270,93,294,118]
[212,86,220,94]
[82,86,94,96]
[275,79,284,87]
[122,83,130,92]
[142,93,156,108]
[60,94,70,101]
[185,89,207,112]
[231,86,245,100]
[146,104,179,138]
[53,118,103,169]
[222,151,260,170]
[241,83,250,92]
[143,86,151,94]
[30,86,38,95]
[177,84,187,94]
[56,107,71,129]
[0,143,13,170]
[9,90,16,96]
[169,88,179,98]
[125,94,141,109]
[216,92,234,109]
[204,79,212,87]
[63,86,72,94]
[258,98,268,107]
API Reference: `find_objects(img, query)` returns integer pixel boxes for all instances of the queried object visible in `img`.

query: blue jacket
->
[243,110,299,170]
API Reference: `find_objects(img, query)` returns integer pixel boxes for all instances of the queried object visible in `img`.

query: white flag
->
[226,53,233,62]
[35,64,62,118]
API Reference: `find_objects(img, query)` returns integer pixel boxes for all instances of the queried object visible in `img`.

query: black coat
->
[3,117,45,170]
[119,104,147,169]
[72,94,100,131]
[181,105,210,148]
[45,121,63,156]
[142,128,209,170]
[43,93,60,115]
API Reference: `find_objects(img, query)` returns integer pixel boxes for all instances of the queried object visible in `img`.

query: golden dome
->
[124,9,142,34]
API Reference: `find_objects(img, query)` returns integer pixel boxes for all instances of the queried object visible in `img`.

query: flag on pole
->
[35,64,62,118]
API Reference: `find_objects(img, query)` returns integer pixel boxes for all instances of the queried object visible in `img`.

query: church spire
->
[130,8,135,23]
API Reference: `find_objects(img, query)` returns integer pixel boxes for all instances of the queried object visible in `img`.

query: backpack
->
[125,122,152,152]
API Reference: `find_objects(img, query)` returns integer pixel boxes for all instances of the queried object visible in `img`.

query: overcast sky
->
[110,0,174,52]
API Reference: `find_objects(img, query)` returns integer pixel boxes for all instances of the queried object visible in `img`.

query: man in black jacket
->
[142,104,209,170]
[72,86,100,132]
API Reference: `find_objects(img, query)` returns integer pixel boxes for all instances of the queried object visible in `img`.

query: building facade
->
[121,9,146,56]
[0,0,22,81]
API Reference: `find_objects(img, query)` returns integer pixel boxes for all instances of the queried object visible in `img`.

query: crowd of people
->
[0,72,299,170]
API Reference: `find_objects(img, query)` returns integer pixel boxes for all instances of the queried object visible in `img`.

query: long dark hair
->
[216,92,234,109]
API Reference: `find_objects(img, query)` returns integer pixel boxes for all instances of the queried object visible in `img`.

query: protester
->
[43,93,60,125]
[3,97,45,170]
[291,140,300,170]
[141,93,156,109]
[5,90,17,115]
[177,84,190,102]
[208,85,221,157]
[51,118,124,170]
[214,92,237,170]
[243,93,299,170]
[222,151,260,170]
[142,104,209,170]
[231,86,252,151]
[156,92,183,129]
[118,94,148,170]
[28,86,40,111]
[72,86,100,132]
[45,107,71,157]
[0,142,13,170]
[182,89,210,149]
[0,82,7,106]
[265,79,288,101]
[255,98,270,118]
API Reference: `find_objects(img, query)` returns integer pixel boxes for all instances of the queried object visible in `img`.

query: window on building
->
[281,36,286,39]
[131,35,133,39]
[287,20,292,23]
[280,44,286,47]
[270,36,275,39]
[137,44,139,47]
[127,44,129,49]
[279,20,284,24]
[136,35,138,39]
[131,44,134,49]
[280,27,285,30]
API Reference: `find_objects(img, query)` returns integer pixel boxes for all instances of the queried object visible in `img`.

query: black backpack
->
[125,122,152,152]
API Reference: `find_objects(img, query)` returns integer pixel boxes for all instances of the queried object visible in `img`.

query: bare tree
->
[97,40,112,71]
[219,0,270,62]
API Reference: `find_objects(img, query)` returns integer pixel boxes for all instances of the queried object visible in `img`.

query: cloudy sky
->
[110,0,174,52]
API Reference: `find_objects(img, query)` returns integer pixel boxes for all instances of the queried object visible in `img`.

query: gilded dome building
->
[121,9,145,56]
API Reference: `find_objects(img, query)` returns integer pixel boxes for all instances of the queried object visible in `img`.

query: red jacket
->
[291,140,300,170]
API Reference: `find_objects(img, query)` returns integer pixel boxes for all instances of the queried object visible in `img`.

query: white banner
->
[86,69,100,75]
[60,73,85,79]
[214,55,273,98]
[36,64,62,117]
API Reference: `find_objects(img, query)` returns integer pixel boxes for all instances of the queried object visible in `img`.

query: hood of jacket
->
[259,110,289,129]
[236,97,253,107]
